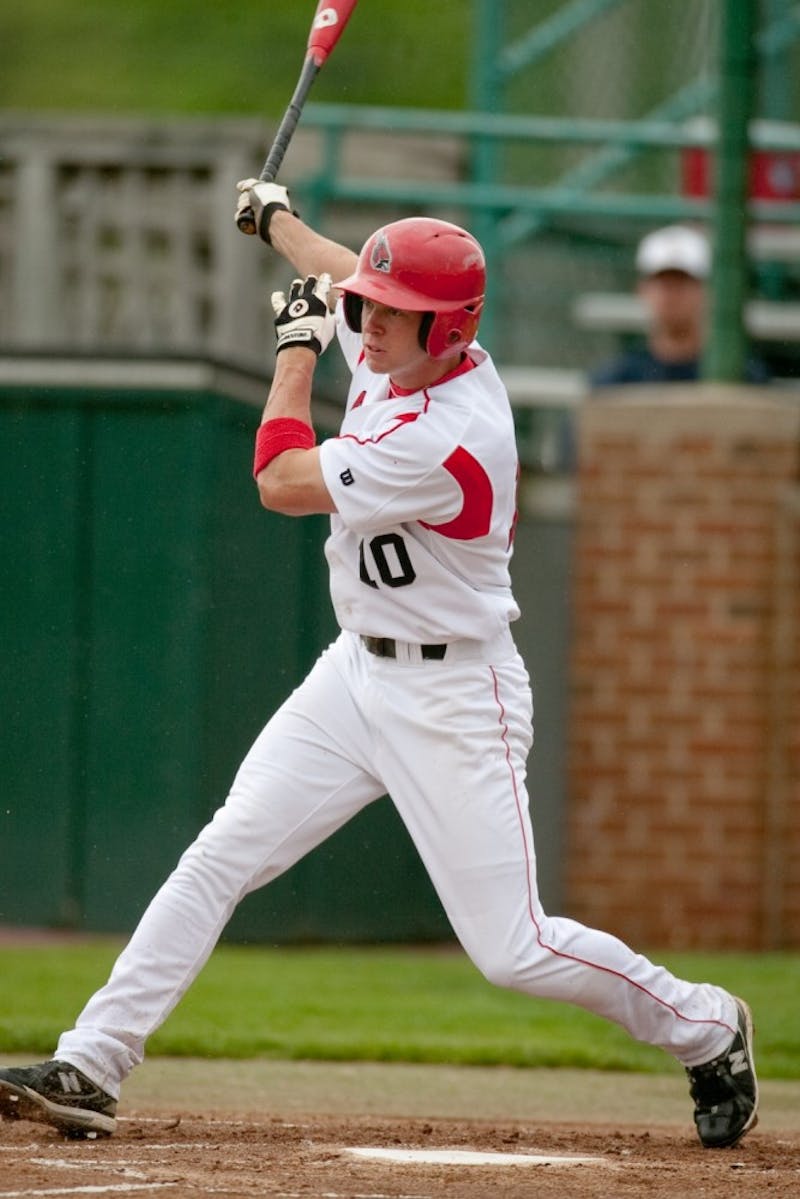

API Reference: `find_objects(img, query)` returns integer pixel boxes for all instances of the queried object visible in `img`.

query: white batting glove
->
[271,274,336,357]
[235,177,295,243]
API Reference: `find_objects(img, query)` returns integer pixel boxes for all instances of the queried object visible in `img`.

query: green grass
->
[0,942,798,1078]
[0,1,471,116]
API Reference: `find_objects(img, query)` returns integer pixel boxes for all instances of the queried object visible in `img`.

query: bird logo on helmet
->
[336,217,486,359]
[370,231,392,274]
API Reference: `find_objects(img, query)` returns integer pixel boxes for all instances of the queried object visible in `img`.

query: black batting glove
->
[271,273,336,356]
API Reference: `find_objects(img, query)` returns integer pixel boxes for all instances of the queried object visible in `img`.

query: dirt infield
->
[1,1058,799,1197]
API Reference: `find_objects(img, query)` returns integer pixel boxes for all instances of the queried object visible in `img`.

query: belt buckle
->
[362,636,445,661]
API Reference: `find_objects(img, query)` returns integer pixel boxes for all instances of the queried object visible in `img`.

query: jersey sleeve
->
[319,406,468,536]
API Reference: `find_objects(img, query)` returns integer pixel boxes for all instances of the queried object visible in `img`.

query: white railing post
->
[12,148,62,345]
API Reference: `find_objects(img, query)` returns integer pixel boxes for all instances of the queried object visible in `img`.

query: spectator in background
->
[590,224,771,387]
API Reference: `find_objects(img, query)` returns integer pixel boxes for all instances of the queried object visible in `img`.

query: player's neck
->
[388,352,466,395]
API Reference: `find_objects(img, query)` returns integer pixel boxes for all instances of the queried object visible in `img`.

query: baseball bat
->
[237,0,360,235]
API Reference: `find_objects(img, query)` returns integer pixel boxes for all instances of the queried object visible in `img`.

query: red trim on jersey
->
[507,461,521,550]
[338,397,431,448]
[419,447,493,540]
[388,352,477,398]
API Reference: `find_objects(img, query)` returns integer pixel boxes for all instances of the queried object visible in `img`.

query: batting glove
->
[272,274,336,357]
[235,178,296,244]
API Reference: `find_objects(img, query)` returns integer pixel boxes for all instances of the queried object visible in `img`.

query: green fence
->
[0,359,453,942]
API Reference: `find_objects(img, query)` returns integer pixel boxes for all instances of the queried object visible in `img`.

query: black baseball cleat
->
[686,998,758,1149]
[0,1060,117,1139]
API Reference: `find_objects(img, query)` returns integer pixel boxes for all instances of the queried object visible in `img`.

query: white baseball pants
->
[57,629,737,1097]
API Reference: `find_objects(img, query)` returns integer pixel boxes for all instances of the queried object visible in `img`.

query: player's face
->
[359,299,448,390]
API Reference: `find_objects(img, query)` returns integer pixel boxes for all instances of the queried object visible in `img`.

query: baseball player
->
[0,185,757,1149]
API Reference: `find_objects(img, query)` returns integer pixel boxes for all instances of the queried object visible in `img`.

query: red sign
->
[682,146,800,202]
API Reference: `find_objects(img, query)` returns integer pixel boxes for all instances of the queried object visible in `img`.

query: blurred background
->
[1,1,799,950]
[4,1,800,380]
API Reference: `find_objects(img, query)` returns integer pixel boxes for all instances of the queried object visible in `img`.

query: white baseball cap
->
[635,225,710,279]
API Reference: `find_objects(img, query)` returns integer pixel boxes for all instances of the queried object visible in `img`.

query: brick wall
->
[566,386,800,949]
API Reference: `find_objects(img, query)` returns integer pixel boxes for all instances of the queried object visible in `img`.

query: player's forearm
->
[262,348,316,423]
[254,350,335,516]
[268,211,357,285]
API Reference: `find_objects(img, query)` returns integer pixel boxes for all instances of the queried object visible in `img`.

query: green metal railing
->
[704,0,757,381]
[297,103,800,215]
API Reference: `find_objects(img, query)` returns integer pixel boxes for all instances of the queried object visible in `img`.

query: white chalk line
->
[29,1164,149,1180]
[117,1117,250,1128]
[0,1186,176,1197]
[33,1147,219,1156]
[15,1154,434,1199]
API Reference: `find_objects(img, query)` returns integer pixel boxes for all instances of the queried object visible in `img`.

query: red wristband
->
[253,418,316,478]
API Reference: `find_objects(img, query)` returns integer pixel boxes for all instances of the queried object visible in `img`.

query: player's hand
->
[271,274,335,357]
[235,178,296,243]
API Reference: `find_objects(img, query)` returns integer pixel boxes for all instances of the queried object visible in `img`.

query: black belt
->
[361,636,447,661]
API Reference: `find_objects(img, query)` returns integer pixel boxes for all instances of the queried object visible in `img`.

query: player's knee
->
[473,949,522,992]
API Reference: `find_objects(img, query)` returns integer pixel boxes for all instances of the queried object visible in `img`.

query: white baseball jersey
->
[318,309,520,643]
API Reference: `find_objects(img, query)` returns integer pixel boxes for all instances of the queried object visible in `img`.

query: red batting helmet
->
[336,217,486,359]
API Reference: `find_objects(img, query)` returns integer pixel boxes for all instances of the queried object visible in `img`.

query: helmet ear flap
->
[418,312,434,352]
[343,292,363,332]
[423,301,483,359]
